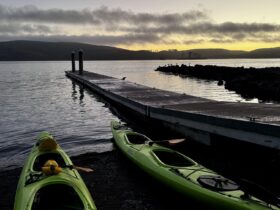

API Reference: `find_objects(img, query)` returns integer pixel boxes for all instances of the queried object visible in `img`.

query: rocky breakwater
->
[155,64,280,101]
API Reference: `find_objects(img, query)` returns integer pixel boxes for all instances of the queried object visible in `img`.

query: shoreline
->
[1,140,280,210]
[0,150,203,210]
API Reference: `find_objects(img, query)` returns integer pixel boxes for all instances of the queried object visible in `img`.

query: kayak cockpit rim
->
[123,132,199,168]
[30,183,87,210]
[124,132,150,145]
[32,152,66,171]
[150,149,198,168]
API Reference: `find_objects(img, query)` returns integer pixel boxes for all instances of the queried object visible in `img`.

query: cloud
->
[247,34,280,43]
[0,4,208,25]
[1,4,280,47]
[209,38,235,43]
[183,39,205,44]
[217,22,279,33]
[120,21,280,45]
[0,34,162,45]
[0,22,52,34]
[93,7,208,25]
[0,4,100,24]
[126,22,280,35]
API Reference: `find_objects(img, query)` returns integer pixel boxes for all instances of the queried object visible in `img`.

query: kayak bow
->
[14,131,97,210]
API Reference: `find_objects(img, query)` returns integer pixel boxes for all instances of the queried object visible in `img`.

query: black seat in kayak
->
[32,184,84,210]
[33,153,66,171]
[153,150,195,167]
[126,133,148,144]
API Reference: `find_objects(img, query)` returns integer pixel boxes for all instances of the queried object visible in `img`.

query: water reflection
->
[71,81,77,101]
[71,81,84,105]
[79,85,84,104]
[0,62,117,169]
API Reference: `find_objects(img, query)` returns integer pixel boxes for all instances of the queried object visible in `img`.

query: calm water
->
[1,59,280,169]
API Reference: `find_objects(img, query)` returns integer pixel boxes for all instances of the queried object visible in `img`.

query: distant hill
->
[247,47,280,58]
[0,40,280,60]
[0,40,156,61]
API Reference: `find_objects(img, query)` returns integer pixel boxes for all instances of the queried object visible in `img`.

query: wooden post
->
[78,50,83,75]
[71,51,75,72]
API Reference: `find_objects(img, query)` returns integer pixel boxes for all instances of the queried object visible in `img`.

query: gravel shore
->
[1,140,279,210]
[0,150,203,210]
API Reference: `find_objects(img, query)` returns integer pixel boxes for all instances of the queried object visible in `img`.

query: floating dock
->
[66,70,280,149]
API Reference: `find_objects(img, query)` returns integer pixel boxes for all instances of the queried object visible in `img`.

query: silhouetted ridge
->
[1,40,280,60]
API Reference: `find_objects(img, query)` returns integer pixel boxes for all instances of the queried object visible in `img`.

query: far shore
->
[2,40,280,61]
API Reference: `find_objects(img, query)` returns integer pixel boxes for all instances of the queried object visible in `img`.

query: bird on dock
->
[121,77,126,80]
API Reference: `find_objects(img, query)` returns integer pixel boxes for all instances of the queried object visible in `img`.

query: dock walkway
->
[66,71,280,149]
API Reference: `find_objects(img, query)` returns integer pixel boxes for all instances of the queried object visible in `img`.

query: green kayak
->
[14,131,97,210]
[111,120,280,210]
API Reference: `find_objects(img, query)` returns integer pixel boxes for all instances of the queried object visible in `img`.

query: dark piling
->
[79,50,84,75]
[71,51,75,72]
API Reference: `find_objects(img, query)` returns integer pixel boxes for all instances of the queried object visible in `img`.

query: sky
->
[1,0,280,51]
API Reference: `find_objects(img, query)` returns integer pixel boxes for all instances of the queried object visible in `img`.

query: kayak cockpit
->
[152,150,196,167]
[33,153,65,171]
[125,133,149,144]
[32,184,84,210]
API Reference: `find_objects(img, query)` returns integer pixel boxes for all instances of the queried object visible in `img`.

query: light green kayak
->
[111,120,280,210]
[14,131,97,210]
